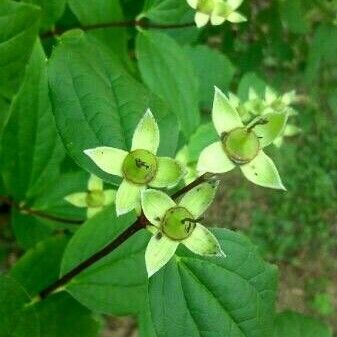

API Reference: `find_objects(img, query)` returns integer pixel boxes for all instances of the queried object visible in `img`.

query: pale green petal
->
[212,87,243,136]
[265,87,277,104]
[141,189,176,226]
[103,189,116,206]
[248,88,259,100]
[131,109,159,154]
[282,90,296,105]
[116,180,142,216]
[175,145,189,165]
[179,181,219,218]
[273,137,283,148]
[186,0,198,9]
[145,233,179,277]
[182,224,225,257]
[284,124,301,137]
[149,157,185,189]
[228,92,240,109]
[84,147,128,176]
[210,14,225,25]
[65,192,88,208]
[227,0,244,10]
[227,11,247,23]
[88,174,103,191]
[252,112,288,147]
[87,207,103,218]
[213,1,232,16]
[240,151,286,190]
[197,141,235,174]
[195,11,210,27]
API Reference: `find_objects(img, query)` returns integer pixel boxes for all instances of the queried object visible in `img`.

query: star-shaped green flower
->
[197,87,287,190]
[84,110,184,216]
[141,181,225,277]
[187,0,247,28]
[65,175,116,218]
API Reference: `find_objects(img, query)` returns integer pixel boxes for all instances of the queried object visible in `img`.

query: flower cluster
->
[187,0,246,28]
[84,88,288,277]
[65,174,116,218]
[230,87,300,147]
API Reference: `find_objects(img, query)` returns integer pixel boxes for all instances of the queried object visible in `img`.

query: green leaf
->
[68,0,128,64]
[0,275,39,337]
[35,292,100,337]
[136,31,200,139]
[274,311,332,337]
[278,0,309,35]
[148,228,278,337]
[48,30,178,185]
[305,24,337,84]
[238,72,267,101]
[185,45,236,108]
[11,208,53,250]
[142,0,198,44]
[187,122,219,163]
[0,96,10,135]
[22,0,66,31]
[0,0,40,98]
[10,236,69,296]
[1,41,64,202]
[61,205,149,315]
[31,170,89,220]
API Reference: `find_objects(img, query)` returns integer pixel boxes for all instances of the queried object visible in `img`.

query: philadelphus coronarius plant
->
[198,87,287,190]
[84,110,184,216]
[65,175,116,218]
[141,181,225,277]
[187,0,247,28]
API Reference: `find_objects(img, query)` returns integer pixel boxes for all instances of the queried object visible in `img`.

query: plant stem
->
[38,173,210,299]
[41,19,195,39]
[0,196,84,225]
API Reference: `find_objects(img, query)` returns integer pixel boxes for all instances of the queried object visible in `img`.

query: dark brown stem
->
[40,215,147,298]
[41,19,195,39]
[0,196,84,225]
[38,173,210,299]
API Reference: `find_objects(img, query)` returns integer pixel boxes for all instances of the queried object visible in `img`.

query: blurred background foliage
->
[0,0,336,335]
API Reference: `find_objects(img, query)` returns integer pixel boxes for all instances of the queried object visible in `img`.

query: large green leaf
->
[1,40,64,202]
[10,236,69,296]
[185,45,236,108]
[61,205,149,315]
[0,96,10,135]
[48,30,178,185]
[68,0,128,64]
[35,292,100,337]
[274,311,332,337]
[187,122,219,163]
[0,0,40,98]
[0,276,39,337]
[305,24,337,84]
[136,31,200,139]
[149,229,278,337]
[31,170,89,220]
[22,0,66,31]
[142,0,198,44]
[11,208,53,250]
[278,0,308,35]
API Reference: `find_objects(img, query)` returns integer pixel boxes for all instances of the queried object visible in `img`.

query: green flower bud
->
[161,207,196,241]
[223,127,260,164]
[86,190,106,208]
[122,149,158,185]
